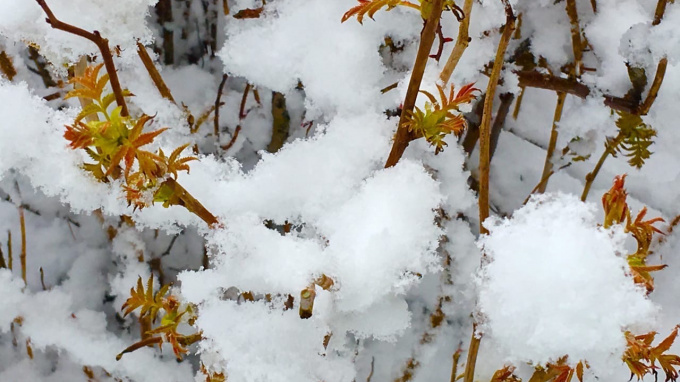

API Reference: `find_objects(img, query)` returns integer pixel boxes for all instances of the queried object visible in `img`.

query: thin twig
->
[268,91,290,153]
[515,70,637,113]
[580,131,625,201]
[27,47,57,88]
[222,126,242,151]
[7,230,12,271]
[463,323,482,382]
[214,74,228,138]
[440,0,473,85]
[450,345,463,382]
[467,3,515,382]
[39,267,47,290]
[137,42,176,103]
[0,51,17,81]
[35,0,129,116]
[565,0,583,77]
[637,58,667,115]
[239,83,252,120]
[18,207,26,284]
[489,93,515,161]
[478,1,516,235]
[0,242,5,269]
[512,87,525,119]
[537,92,566,193]
[384,0,445,168]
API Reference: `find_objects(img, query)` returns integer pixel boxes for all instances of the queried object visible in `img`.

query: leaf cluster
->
[63,64,196,210]
[490,358,587,382]
[341,0,459,23]
[527,358,586,382]
[623,326,680,381]
[120,276,200,360]
[612,111,657,169]
[601,175,665,292]
[404,83,478,154]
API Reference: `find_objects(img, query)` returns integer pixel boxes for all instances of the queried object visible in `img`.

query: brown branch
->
[489,92,514,161]
[18,207,26,284]
[162,178,219,226]
[565,0,583,76]
[214,74,228,138]
[462,94,485,156]
[221,126,242,151]
[27,47,57,88]
[463,324,482,382]
[440,0,473,85]
[0,51,17,81]
[515,70,638,113]
[7,230,12,271]
[637,58,667,115]
[466,4,515,382]
[36,0,129,116]
[239,83,252,120]
[137,42,176,103]
[268,91,291,153]
[580,131,625,201]
[512,86,525,119]
[537,92,566,193]
[155,0,174,65]
[478,2,515,235]
[384,0,445,168]
[653,0,668,26]
[450,346,463,382]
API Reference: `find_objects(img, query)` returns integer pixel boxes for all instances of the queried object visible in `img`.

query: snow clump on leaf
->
[477,193,656,373]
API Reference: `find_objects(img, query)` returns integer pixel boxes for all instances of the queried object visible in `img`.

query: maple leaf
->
[491,365,521,382]
[602,174,629,228]
[105,114,167,178]
[64,121,95,149]
[157,143,197,180]
[64,63,107,102]
[627,207,665,256]
[341,0,418,23]
[121,276,170,322]
[404,82,479,154]
[623,328,680,381]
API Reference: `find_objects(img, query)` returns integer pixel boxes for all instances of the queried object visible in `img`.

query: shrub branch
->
[36,0,129,116]
[384,0,445,168]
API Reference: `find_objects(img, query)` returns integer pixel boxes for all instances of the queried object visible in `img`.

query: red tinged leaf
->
[233,7,263,19]
[341,0,407,24]
[602,174,629,228]
[132,128,168,148]
[64,122,95,149]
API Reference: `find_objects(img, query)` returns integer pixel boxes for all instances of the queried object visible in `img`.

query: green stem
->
[580,132,624,202]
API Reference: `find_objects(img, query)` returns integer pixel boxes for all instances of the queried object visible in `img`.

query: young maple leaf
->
[628,207,665,256]
[64,63,108,102]
[602,174,629,228]
[623,328,680,382]
[490,365,520,382]
[157,143,197,180]
[121,276,170,321]
[64,121,95,149]
[404,82,479,154]
[105,114,167,178]
[341,0,418,23]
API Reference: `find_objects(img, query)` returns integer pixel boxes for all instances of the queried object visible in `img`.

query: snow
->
[478,193,656,373]
[0,0,679,380]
